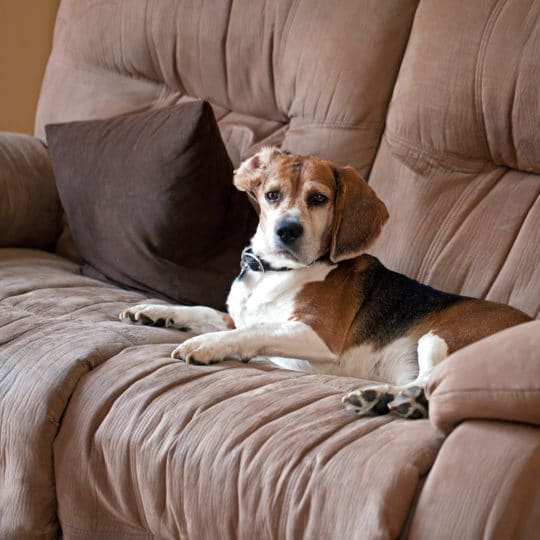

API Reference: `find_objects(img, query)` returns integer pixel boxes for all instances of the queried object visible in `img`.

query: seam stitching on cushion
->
[267,12,278,116]
[366,0,421,180]
[292,121,382,130]
[314,415,396,468]
[119,2,127,83]
[385,132,491,173]
[171,15,185,92]
[474,0,509,161]
[144,1,157,81]
[222,2,233,104]
[44,59,289,125]
[484,186,540,299]
[417,184,485,282]
[426,168,508,288]
[277,0,300,117]
[61,524,152,537]
[401,162,499,281]
[49,57,165,87]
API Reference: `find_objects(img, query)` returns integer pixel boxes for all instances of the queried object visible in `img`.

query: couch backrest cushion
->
[35,0,418,174]
[36,0,539,318]
[385,0,540,174]
[369,0,540,318]
[0,132,62,249]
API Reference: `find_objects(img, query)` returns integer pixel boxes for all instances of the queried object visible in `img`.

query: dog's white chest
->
[227,263,334,329]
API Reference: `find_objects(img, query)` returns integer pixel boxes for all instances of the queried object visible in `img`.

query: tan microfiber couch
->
[1,1,539,539]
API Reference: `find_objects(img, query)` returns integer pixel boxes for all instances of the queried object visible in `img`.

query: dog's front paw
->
[171,334,248,365]
[342,385,395,416]
[119,304,189,330]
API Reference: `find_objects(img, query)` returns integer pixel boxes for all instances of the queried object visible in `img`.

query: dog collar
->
[240,247,293,274]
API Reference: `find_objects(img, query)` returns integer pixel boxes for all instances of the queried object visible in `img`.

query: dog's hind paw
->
[343,384,429,419]
[387,386,428,419]
[342,385,396,416]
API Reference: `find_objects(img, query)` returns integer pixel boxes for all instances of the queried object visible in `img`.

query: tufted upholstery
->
[36,0,540,321]
[36,0,418,174]
[1,1,534,538]
[368,0,540,318]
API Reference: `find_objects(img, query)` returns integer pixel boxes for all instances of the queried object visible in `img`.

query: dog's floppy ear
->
[234,147,283,211]
[329,166,389,263]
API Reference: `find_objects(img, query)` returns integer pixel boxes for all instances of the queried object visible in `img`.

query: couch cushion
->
[0,132,62,249]
[427,320,540,433]
[46,101,256,310]
[0,248,443,539]
[35,0,418,174]
[54,348,443,540]
[409,421,540,539]
[369,0,540,319]
[384,0,540,173]
[0,248,183,539]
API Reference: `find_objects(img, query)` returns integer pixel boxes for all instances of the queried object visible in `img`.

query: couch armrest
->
[427,320,540,434]
[0,132,62,249]
[409,420,540,539]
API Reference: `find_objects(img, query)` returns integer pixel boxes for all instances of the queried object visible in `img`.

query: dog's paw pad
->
[343,386,395,416]
[388,386,428,419]
[137,314,166,327]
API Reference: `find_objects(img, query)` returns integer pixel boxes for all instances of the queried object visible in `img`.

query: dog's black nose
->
[276,221,304,244]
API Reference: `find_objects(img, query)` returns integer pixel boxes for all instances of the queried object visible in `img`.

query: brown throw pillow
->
[45,101,256,309]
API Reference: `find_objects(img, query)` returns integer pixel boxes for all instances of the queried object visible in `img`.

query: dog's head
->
[234,147,389,268]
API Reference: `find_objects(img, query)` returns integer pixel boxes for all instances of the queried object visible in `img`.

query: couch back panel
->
[384,0,540,173]
[36,0,539,318]
[35,0,418,173]
[369,0,540,318]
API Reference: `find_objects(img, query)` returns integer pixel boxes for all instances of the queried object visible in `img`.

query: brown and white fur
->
[120,147,531,419]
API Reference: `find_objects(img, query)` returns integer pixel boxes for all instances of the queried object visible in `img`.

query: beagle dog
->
[120,147,531,419]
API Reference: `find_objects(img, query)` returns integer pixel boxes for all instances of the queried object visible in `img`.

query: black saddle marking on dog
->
[351,255,466,348]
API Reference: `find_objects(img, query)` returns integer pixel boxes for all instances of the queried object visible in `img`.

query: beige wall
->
[0,0,60,134]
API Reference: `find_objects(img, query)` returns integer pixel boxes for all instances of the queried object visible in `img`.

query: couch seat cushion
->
[0,248,182,539]
[0,248,443,540]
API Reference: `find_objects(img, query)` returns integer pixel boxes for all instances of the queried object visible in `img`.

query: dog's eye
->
[308,193,329,206]
[265,191,281,202]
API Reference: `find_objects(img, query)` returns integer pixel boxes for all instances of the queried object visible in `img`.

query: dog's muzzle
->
[275,219,303,246]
